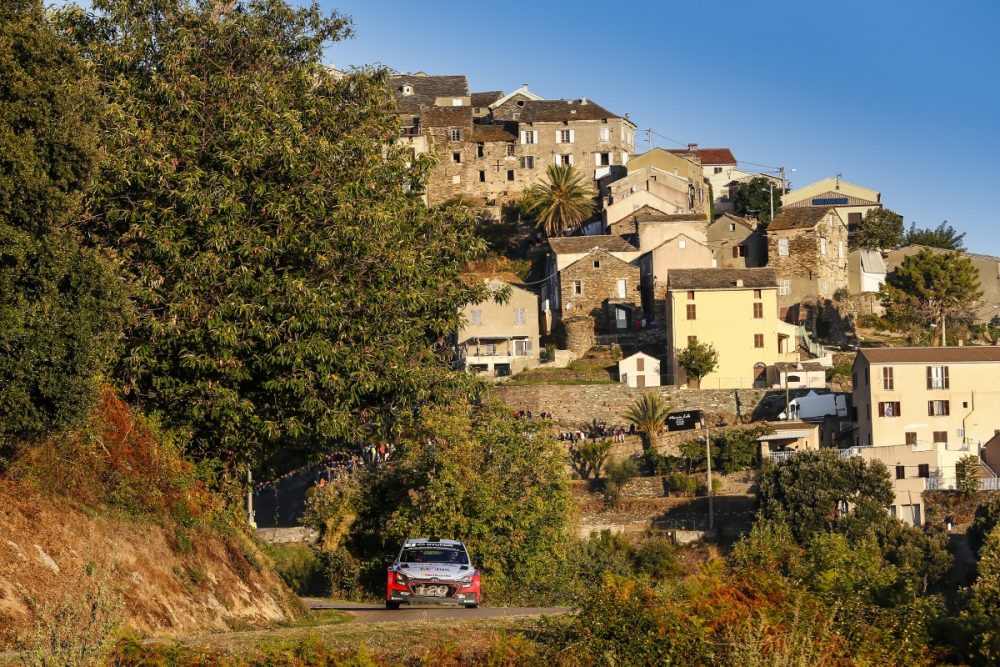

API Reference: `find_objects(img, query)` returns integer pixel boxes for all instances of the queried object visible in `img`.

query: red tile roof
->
[667,147,737,165]
[858,347,1000,364]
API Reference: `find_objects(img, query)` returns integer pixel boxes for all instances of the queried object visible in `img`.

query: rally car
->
[385,538,480,609]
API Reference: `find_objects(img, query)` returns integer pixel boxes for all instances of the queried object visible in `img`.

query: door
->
[637,375,645,388]
[615,307,628,329]
[753,362,767,388]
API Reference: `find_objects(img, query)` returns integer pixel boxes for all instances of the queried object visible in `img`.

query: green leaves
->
[520,163,596,236]
[64,0,492,466]
[856,208,904,250]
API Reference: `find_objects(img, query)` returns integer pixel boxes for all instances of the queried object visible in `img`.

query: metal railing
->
[839,446,864,458]
[768,451,796,464]
[981,477,1000,491]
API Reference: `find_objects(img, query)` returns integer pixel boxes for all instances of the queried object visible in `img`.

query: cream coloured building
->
[618,352,662,388]
[665,268,800,388]
[457,275,540,377]
[852,346,1000,525]
[781,177,881,235]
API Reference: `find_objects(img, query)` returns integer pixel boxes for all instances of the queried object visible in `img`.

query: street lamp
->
[701,415,714,531]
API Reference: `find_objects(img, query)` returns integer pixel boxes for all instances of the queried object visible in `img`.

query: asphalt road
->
[304,598,570,624]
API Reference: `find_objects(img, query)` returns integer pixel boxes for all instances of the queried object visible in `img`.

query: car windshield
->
[400,546,468,564]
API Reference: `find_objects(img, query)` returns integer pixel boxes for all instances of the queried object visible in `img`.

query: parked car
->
[385,537,480,609]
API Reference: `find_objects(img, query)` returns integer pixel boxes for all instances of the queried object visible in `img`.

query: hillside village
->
[396,71,1000,529]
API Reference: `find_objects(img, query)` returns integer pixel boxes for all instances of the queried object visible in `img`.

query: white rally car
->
[385,538,481,609]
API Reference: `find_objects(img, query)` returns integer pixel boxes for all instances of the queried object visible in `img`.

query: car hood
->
[396,563,471,581]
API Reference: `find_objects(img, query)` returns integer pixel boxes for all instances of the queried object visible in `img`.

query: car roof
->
[402,538,466,548]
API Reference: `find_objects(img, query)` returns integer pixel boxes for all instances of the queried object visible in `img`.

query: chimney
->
[687,143,699,152]
[580,97,588,105]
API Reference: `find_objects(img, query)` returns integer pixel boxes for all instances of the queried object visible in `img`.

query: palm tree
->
[520,163,596,236]
[623,392,672,453]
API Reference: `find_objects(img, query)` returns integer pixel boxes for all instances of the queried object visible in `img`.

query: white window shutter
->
[569,129,575,143]
[520,130,526,143]
[554,154,560,165]
[555,130,562,144]
[568,154,574,166]
[594,153,601,166]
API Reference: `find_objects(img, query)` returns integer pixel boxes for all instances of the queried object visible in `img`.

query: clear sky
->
[321,0,1000,256]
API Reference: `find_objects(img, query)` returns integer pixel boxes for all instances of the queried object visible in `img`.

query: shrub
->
[969,495,1000,556]
[264,543,326,597]
[635,537,678,579]
[666,472,699,497]
[956,455,982,497]
[603,457,638,506]
[570,439,612,480]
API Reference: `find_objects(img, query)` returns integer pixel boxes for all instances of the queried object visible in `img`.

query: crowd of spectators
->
[558,422,633,444]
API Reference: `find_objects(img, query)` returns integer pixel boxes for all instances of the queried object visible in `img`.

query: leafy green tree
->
[880,248,981,343]
[0,0,126,458]
[968,494,1000,555]
[956,455,982,497]
[520,163,595,236]
[347,398,572,604]
[903,221,966,251]
[676,340,719,389]
[758,450,894,541]
[63,0,492,467]
[958,527,1000,665]
[622,392,671,452]
[856,208,904,250]
[715,425,768,474]
[603,457,638,506]
[732,176,783,225]
[569,438,611,480]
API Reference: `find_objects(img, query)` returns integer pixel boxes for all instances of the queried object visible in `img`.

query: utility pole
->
[247,466,255,527]
[645,128,653,151]
[704,418,714,531]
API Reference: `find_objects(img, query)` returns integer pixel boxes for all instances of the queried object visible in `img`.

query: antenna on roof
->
[835,173,842,190]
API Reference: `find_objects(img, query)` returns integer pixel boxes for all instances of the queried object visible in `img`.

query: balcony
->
[767,446,866,464]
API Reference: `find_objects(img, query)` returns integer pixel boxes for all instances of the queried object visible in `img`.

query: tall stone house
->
[708,213,766,268]
[666,144,781,214]
[387,74,635,219]
[766,207,850,323]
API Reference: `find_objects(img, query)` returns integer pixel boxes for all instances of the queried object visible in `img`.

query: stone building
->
[542,236,643,337]
[781,177,881,237]
[708,213,766,268]
[602,165,704,228]
[488,85,544,121]
[766,207,850,322]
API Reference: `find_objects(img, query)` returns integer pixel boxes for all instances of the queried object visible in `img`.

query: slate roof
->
[858,347,1000,364]
[767,207,834,231]
[519,99,622,123]
[422,106,473,128]
[471,91,503,107]
[388,74,469,114]
[784,190,879,208]
[667,268,778,290]
[634,211,706,224]
[667,147,737,165]
[548,234,639,254]
[470,123,517,142]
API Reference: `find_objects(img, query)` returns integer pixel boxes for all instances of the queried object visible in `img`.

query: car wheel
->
[464,603,479,609]
[385,601,400,610]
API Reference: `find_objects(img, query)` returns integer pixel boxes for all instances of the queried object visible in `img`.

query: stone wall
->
[767,213,849,316]
[495,383,817,425]
[559,248,641,332]
[563,316,596,356]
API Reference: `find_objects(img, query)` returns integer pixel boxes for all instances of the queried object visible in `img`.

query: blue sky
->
[322,0,1000,256]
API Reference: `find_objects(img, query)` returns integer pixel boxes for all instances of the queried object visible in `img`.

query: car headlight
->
[458,575,473,585]
[395,572,408,584]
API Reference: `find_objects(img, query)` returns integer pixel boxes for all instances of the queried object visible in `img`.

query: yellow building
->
[852,346,1000,525]
[781,176,881,234]
[665,268,800,388]
[458,274,540,377]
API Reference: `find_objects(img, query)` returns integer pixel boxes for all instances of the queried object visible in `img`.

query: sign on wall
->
[666,410,702,431]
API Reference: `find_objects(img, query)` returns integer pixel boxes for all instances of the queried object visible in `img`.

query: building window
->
[754,289,762,299]
[713,166,723,174]
[470,309,482,326]
[514,339,532,356]
[732,245,746,258]
[557,129,573,144]
[895,465,905,480]
[878,401,901,417]
[883,367,894,390]
[753,302,763,319]
[476,144,484,158]
[506,143,515,157]
[452,152,461,163]
[933,431,948,444]
[617,279,627,299]
[754,334,764,348]
[514,307,526,325]
[848,212,862,228]
[449,128,462,142]
[556,154,572,166]
[506,169,514,181]
[593,260,601,268]
[730,223,737,232]
[686,304,696,320]
[820,237,827,255]
[905,432,917,445]
[521,130,537,144]
[595,152,610,166]
[599,127,610,142]
[926,365,950,389]
[573,281,582,295]
[687,290,695,300]
[636,357,645,372]
[778,238,789,256]
[928,400,950,416]
[451,97,462,106]
[478,170,486,182]
[519,156,534,169]
[779,279,790,296]
[452,175,461,184]
[687,335,698,345]
[918,464,930,478]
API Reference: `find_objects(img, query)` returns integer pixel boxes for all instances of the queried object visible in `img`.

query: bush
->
[264,543,326,597]
[569,439,611,480]
[956,455,982,497]
[603,457,638,506]
[969,495,1000,556]
[635,537,678,580]
[666,472,699,497]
